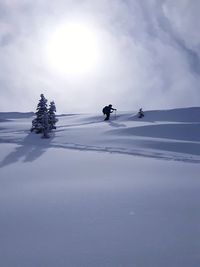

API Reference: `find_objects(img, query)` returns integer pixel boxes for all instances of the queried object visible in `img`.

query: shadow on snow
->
[0,132,54,168]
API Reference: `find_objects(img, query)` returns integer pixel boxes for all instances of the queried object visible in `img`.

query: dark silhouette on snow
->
[138,108,144,118]
[31,94,58,138]
[102,104,117,121]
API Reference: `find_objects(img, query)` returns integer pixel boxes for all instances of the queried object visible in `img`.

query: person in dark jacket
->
[102,104,117,121]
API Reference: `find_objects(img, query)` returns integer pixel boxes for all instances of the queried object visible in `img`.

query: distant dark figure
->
[102,104,117,121]
[138,108,144,118]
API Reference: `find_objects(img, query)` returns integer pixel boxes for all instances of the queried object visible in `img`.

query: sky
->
[0,0,200,113]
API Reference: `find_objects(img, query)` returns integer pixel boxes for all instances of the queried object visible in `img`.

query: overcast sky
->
[0,0,200,113]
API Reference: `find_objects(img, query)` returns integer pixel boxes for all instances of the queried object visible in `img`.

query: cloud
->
[0,0,200,113]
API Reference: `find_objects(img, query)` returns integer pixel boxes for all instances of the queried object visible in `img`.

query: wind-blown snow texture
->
[0,107,200,267]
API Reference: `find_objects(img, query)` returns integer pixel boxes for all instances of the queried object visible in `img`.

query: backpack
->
[102,106,107,114]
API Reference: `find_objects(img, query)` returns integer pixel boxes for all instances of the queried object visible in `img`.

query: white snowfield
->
[0,107,200,267]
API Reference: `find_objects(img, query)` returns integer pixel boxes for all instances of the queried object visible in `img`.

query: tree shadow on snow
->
[0,132,54,168]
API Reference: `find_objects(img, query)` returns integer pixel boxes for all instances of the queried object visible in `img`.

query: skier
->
[138,108,144,118]
[102,104,117,121]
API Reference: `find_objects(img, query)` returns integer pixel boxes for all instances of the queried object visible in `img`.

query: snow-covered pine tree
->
[48,101,58,130]
[42,111,50,138]
[31,94,49,134]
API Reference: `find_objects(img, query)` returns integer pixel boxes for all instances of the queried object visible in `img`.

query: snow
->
[0,107,200,267]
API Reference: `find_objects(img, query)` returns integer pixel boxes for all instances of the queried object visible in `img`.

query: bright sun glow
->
[46,22,100,76]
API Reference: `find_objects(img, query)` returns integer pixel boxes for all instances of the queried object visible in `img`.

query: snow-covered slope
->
[1,106,197,164]
[0,107,200,267]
